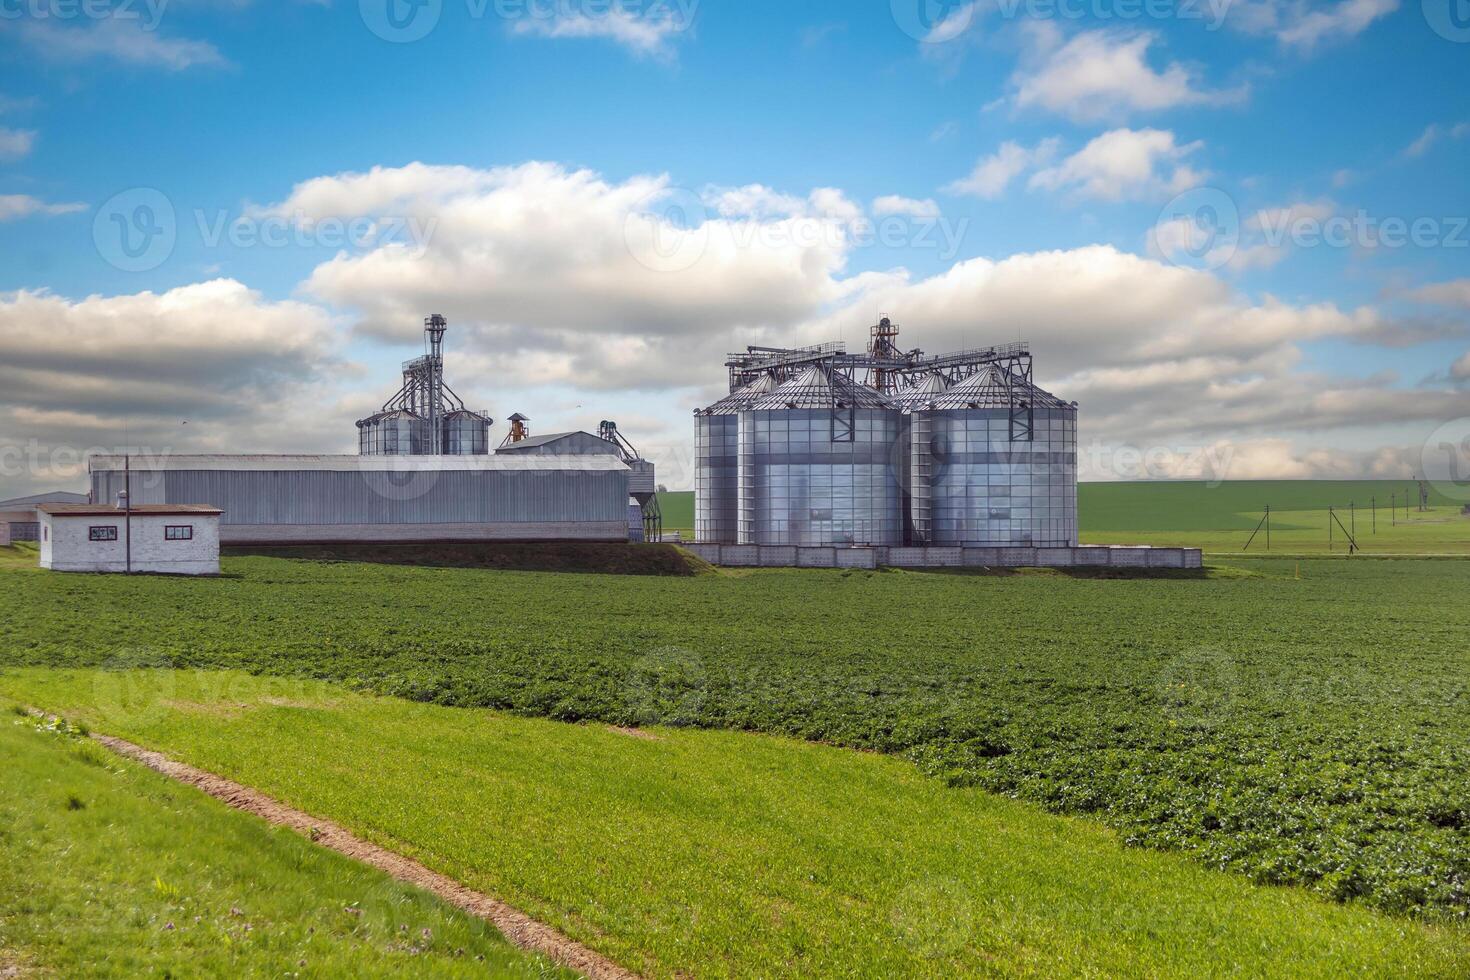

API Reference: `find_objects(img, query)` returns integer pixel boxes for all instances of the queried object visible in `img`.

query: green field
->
[4,672,1467,978]
[659,481,1470,552]
[1,551,1467,922]
[0,709,567,978]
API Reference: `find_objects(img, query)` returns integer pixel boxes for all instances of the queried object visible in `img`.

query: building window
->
[165,525,193,541]
[89,526,119,542]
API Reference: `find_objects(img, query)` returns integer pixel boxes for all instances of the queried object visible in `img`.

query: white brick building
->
[37,504,222,576]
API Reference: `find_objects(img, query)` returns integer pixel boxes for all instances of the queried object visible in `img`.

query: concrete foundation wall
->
[685,542,1201,570]
[219,521,628,545]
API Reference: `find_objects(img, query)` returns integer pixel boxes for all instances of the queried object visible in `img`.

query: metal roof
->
[39,504,223,516]
[701,373,778,415]
[87,454,631,474]
[495,431,616,452]
[890,372,950,413]
[0,490,88,508]
[926,365,1074,411]
[749,365,894,411]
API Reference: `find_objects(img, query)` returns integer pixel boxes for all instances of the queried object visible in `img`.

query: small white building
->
[37,504,223,576]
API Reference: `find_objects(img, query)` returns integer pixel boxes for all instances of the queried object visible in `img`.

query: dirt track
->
[84,730,640,980]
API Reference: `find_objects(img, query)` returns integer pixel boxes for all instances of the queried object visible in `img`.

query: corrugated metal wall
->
[92,467,628,526]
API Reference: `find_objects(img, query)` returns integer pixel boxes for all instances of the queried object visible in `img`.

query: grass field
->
[1,553,1466,922]
[4,672,1467,978]
[0,709,568,978]
[659,481,1470,552]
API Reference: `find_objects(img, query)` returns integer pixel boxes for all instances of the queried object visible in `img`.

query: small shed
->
[0,490,89,544]
[37,504,223,575]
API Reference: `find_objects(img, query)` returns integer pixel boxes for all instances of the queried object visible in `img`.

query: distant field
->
[6,672,1467,978]
[0,710,566,978]
[661,482,1470,552]
[2,555,1467,921]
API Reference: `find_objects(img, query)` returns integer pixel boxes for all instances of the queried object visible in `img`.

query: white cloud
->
[1407,280,1470,309]
[0,280,348,498]
[1453,351,1470,381]
[10,17,226,71]
[922,2,979,45]
[872,195,941,218]
[1232,0,1399,51]
[945,139,1060,199]
[1402,122,1469,159]
[508,7,690,59]
[1029,128,1205,202]
[0,195,86,221]
[0,127,35,160]
[1009,27,1244,123]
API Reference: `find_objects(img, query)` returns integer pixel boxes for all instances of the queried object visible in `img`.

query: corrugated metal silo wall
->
[695,414,738,543]
[919,407,1077,547]
[737,408,904,546]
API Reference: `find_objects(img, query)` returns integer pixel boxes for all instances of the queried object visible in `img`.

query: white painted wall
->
[39,513,220,575]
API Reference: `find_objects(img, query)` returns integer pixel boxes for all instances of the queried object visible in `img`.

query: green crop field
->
[3,672,1465,978]
[0,709,568,978]
[1,552,1467,926]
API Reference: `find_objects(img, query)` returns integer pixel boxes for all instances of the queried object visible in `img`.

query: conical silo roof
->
[749,365,893,411]
[891,372,949,413]
[928,365,1072,410]
[703,373,778,415]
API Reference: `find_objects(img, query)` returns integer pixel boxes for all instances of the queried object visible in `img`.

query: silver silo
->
[914,365,1077,547]
[738,365,903,546]
[441,410,493,455]
[695,373,775,544]
[357,410,432,455]
[892,373,951,545]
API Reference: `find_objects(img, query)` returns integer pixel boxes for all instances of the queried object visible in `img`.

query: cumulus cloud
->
[507,6,692,59]
[7,17,227,71]
[872,195,941,218]
[1402,122,1469,159]
[0,194,85,222]
[945,139,1060,199]
[1230,0,1399,51]
[1029,128,1205,202]
[1407,279,1470,309]
[1009,27,1245,123]
[0,280,352,498]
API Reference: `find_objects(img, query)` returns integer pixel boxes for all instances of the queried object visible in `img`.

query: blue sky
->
[1,0,1469,496]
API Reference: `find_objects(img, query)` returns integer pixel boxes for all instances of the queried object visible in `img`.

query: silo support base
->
[683,543,1201,570]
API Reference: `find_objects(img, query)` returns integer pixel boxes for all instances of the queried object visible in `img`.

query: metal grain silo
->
[441,410,493,455]
[915,365,1077,547]
[356,410,432,456]
[892,373,951,545]
[695,374,775,543]
[738,365,903,546]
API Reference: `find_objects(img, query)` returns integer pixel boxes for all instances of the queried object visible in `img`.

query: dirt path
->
[76,728,640,980]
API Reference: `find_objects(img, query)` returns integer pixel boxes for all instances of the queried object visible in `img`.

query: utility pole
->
[1371,496,1376,534]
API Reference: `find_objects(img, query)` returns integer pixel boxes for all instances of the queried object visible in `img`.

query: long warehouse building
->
[88,454,632,544]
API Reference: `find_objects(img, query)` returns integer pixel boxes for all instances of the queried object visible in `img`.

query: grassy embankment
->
[0,711,569,978]
[4,672,1467,978]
